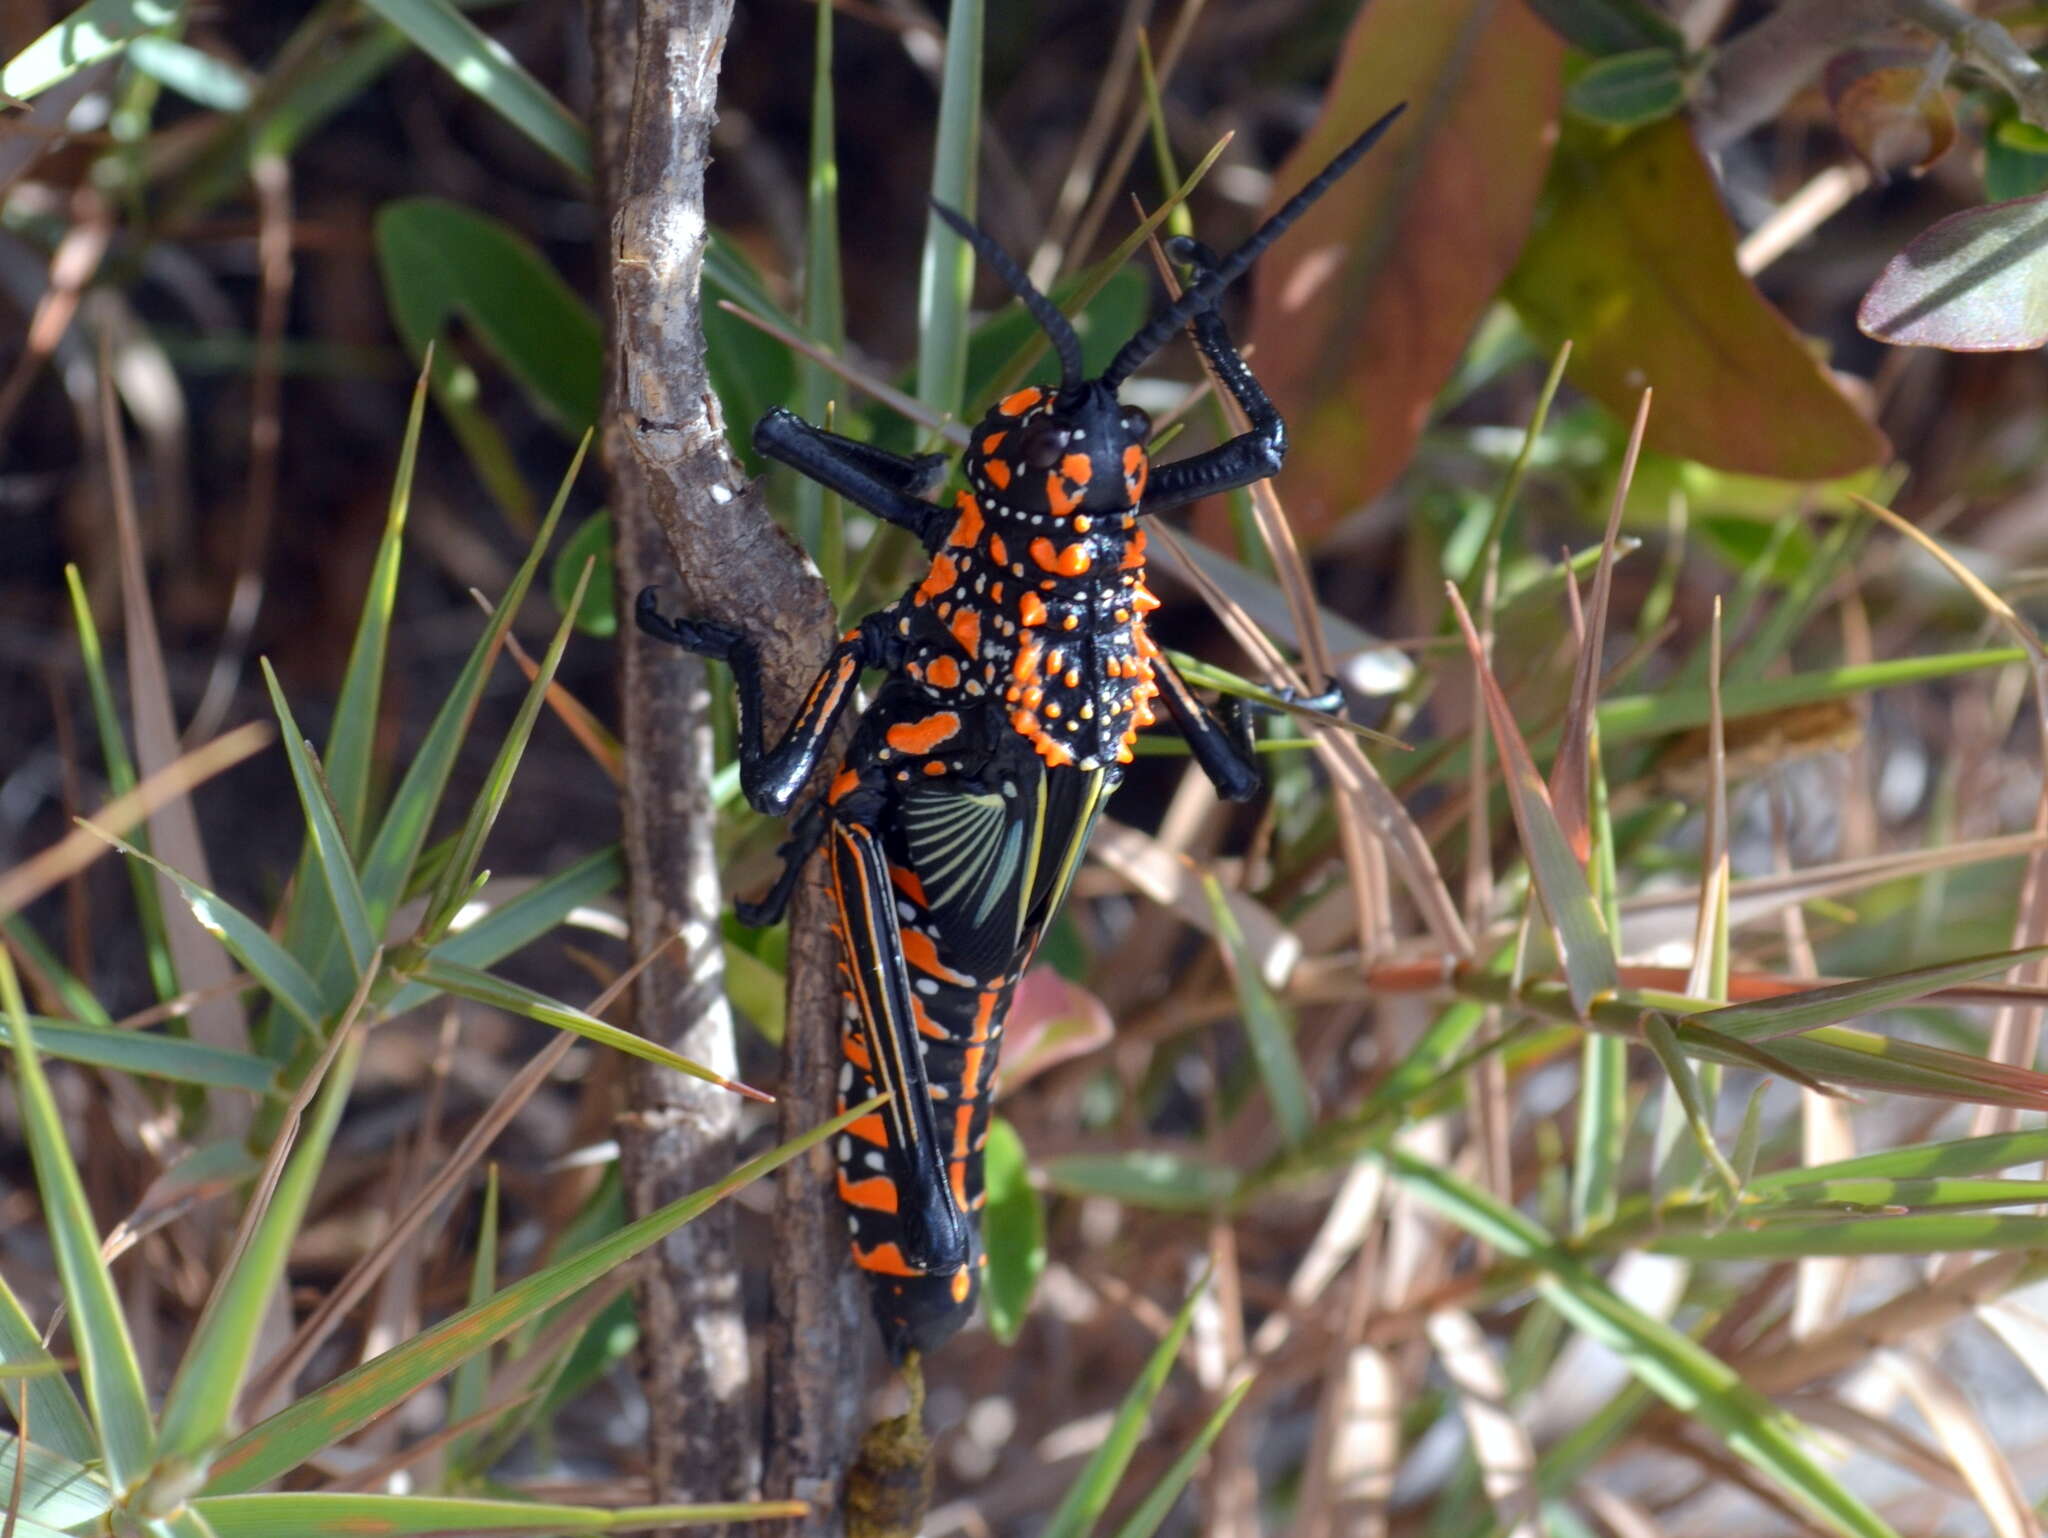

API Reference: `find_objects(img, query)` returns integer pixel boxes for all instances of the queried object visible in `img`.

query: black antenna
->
[1098,101,1407,391]
[931,201,1085,391]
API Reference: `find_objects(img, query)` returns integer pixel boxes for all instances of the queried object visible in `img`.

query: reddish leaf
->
[1859,192,2048,352]
[1246,0,1564,540]
[1508,117,1890,479]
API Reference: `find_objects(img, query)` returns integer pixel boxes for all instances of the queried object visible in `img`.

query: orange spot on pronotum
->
[1120,527,1148,568]
[925,655,961,688]
[1018,592,1047,627]
[949,608,982,657]
[986,458,1012,490]
[1031,537,1091,576]
[885,713,962,755]
[988,532,1008,565]
[916,553,960,602]
[949,497,984,546]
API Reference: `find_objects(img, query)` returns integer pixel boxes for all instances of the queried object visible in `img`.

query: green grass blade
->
[0,1282,96,1465]
[260,662,376,976]
[1750,1127,2048,1188]
[65,565,178,1000]
[0,1434,110,1530]
[5,1016,274,1094]
[202,1097,880,1493]
[409,957,763,1100]
[356,0,590,180]
[1107,1376,1254,1538]
[980,1117,1044,1345]
[1383,1147,1898,1538]
[1748,1176,2048,1214]
[1,0,176,99]
[1202,874,1311,1147]
[447,1163,500,1453]
[96,833,325,1031]
[0,953,156,1489]
[798,0,846,589]
[1652,1213,2048,1260]
[193,1494,808,1535]
[1688,944,2048,1042]
[383,845,623,1014]
[356,459,574,925]
[1041,1271,1209,1538]
[914,0,982,419]
[1641,1014,1740,1202]
[1044,1152,1240,1212]
[421,502,593,939]
[156,1030,364,1466]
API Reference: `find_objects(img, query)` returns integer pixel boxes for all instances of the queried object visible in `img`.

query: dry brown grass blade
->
[242,929,683,1413]
[1550,388,1650,863]
[468,588,624,782]
[1024,0,1153,287]
[0,187,111,441]
[1249,1161,1383,1362]
[100,336,252,1079]
[1684,599,1729,1003]
[0,721,272,919]
[1877,1348,2040,1538]
[1778,1392,1973,1501]
[1425,1309,1538,1537]
[1575,1483,1667,1538]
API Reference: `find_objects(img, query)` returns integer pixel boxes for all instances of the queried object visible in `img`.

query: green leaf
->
[1859,190,2048,351]
[1521,0,1683,54]
[980,1117,1044,1344]
[1567,48,1686,127]
[0,1435,110,1531]
[157,1034,363,1464]
[126,34,249,110]
[914,0,982,419]
[100,834,327,1032]
[1687,945,2048,1042]
[193,1494,807,1535]
[1,0,178,100]
[0,954,156,1490]
[1747,1176,2048,1216]
[1653,1213,2048,1260]
[447,1164,501,1465]
[4,1016,274,1093]
[1749,1127,2048,1189]
[203,1097,879,1493]
[261,662,376,976]
[1041,1273,1208,1538]
[357,0,590,180]
[798,0,846,589]
[552,510,618,637]
[1509,117,1888,478]
[0,1277,97,1465]
[1044,1152,1238,1212]
[1384,1148,1899,1538]
[1201,874,1311,1147]
[1987,116,2048,201]
[410,957,756,1097]
[1106,1376,1254,1538]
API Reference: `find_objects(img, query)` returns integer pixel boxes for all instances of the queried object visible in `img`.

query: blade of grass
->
[446,1164,500,1468]
[1687,945,2048,1042]
[1750,1127,2048,1188]
[204,1096,880,1493]
[914,0,982,419]
[2,1016,275,1094]
[0,0,175,99]
[1201,874,1311,1148]
[1107,1375,1254,1538]
[0,1286,94,1466]
[1041,1270,1210,1538]
[260,662,375,976]
[0,951,155,1489]
[798,0,846,590]
[192,1494,809,1535]
[1383,1148,1898,1538]
[357,0,589,180]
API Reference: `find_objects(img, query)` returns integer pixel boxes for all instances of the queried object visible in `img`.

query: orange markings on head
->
[999,387,1043,417]
[987,532,1008,565]
[923,761,949,776]
[916,553,961,604]
[1031,537,1092,576]
[829,769,862,804]
[985,458,1012,490]
[949,1268,973,1303]
[1018,591,1047,627]
[885,712,962,755]
[1060,452,1093,485]
[838,1173,900,1213]
[925,654,961,689]
[1120,527,1148,569]
[900,926,973,984]
[949,607,982,657]
[847,1114,891,1147]
[890,864,929,906]
[852,1241,922,1278]
[982,430,1007,454]
[948,498,984,547]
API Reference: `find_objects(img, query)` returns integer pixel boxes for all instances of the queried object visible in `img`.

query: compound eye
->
[1017,420,1067,471]
[1121,406,1153,443]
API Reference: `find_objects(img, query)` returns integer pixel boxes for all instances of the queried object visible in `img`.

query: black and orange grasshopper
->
[639,103,1403,1358]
